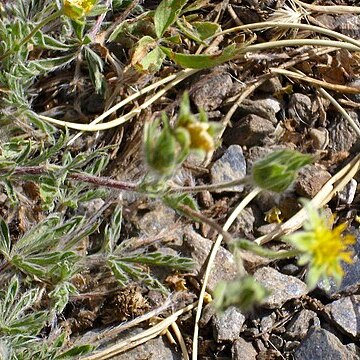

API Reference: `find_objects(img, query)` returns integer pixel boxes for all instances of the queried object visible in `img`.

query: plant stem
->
[234,239,301,259]
[192,187,261,360]
[177,204,234,244]
[6,166,138,192]
[211,21,360,50]
[0,10,63,61]
[170,176,250,193]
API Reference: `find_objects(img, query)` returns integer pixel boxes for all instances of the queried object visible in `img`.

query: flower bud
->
[63,0,96,20]
[251,150,312,193]
[213,276,269,312]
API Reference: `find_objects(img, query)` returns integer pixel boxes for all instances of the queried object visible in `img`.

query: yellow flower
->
[285,203,355,289]
[185,122,214,153]
[63,0,96,20]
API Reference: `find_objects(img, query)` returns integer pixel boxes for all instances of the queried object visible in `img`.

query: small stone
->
[137,203,176,236]
[0,193,7,203]
[328,111,360,152]
[260,312,277,333]
[278,195,301,220]
[269,334,284,349]
[294,327,358,360]
[309,127,329,150]
[284,340,301,352]
[258,77,283,94]
[281,263,301,276]
[235,97,281,124]
[183,229,240,292]
[191,73,233,111]
[210,145,246,192]
[253,267,308,309]
[111,333,181,360]
[212,306,245,342]
[224,114,275,147]
[77,198,105,216]
[326,296,360,338]
[286,309,320,340]
[256,223,278,236]
[199,303,216,328]
[230,207,255,238]
[295,165,331,198]
[338,179,357,205]
[288,93,314,124]
[231,337,257,360]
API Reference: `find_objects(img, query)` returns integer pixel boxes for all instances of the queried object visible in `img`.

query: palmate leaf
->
[0,276,48,336]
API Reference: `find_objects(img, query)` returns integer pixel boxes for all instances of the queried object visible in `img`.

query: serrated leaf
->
[120,252,194,271]
[107,259,129,287]
[154,0,188,38]
[0,217,11,258]
[27,54,76,73]
[161,43,244,69]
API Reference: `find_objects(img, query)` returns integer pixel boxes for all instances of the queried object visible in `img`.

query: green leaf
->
[192,21,220,40]
[56,344,94,359]
[0,217,11,258]
[138,45,165,73]
[27,54,76,73]
[107,259,129,287]
[160,43,244,69]
[120,252,194,271]
[84,46,104,93]
[103,204,122,254]
[154,0,188,38]
[176,18,220,44]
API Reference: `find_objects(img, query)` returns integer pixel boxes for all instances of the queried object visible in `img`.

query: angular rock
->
[326,296,360,338]
[191,73,233,111]
[183,229,240,292]
[234,97,282,124]
[137,203,176,236]
[309,127,329,150]
[212,306,245,342]
[258,77,282,94]
[288,93,314,124]
[77,198,105,216]
[224,114,275,147]
[253,267,307,309]
[338,179,357,206]
[294,164,331,198]
[210,145,246,192]
[111,334,181,360]
[286,309,320,340]
[232,337,258,360]
[294,327,358,360]
[328,111,360,152]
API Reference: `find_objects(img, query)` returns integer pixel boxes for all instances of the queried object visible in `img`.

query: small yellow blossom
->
[63,0,96,20]
[265,207,283,224]
[285,203,356,289]
[185,122,214,153]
